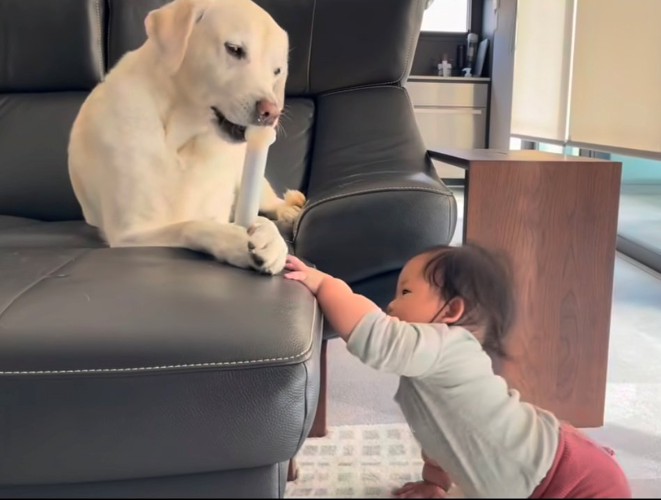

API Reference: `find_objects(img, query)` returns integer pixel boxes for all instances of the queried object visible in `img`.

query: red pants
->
[531,424,631,498]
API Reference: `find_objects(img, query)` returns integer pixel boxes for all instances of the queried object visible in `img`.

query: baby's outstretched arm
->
[286,256,447,377]
[284,255,380,340]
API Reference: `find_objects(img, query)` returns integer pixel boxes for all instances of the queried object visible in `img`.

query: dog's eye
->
[274,68,281,76]
[224,42,246,60]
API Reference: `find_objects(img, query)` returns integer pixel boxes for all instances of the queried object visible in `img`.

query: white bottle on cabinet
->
[437,54,452,77]
[465,32,478,76]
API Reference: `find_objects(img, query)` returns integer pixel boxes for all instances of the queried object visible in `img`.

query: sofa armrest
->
[293,170,457,288]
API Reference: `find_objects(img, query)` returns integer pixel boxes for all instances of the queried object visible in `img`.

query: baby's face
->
[386,254,446,323]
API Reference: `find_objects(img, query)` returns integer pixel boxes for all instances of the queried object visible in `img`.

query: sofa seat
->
[0,238,321,492]
[0,216,104,248]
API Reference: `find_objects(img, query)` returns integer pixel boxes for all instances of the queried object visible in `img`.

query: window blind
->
[568,0,661,156]
[511,0,661,158]
[511,0,574,144]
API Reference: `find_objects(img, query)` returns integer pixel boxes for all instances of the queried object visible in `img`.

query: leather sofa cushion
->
[308,0,425,93]
[106,0,169,71]
[0,0,104,92]
[0,246,321,485]
[265,99,315,195]
[0,465,287,499]
[0,94,87,221]
[0,217,103,248]
[294,86,456,291]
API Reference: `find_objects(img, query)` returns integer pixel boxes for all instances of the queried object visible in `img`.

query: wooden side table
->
[429,148,622,427]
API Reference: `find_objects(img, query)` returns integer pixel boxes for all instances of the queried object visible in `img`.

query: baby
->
[285,244,630,498]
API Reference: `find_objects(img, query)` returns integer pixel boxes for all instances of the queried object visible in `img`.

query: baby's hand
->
[284,255,328,294]
[393,481,448,498]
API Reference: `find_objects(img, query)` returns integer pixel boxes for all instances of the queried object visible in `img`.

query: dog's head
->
[145,0,289,142]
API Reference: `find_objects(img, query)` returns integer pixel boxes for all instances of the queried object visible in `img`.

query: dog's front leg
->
[113,219,288,274]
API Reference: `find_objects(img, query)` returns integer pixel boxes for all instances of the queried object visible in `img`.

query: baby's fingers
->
[285,255,307,271]
[392,483,416,496]
[284,271,307,282]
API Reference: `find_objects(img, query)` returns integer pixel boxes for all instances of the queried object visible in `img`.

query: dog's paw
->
[276,190,306,226]
[210,223,255,270]
[284,189,306,208]
[247,216,288,274]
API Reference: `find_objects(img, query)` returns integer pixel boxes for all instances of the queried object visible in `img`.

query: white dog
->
[68,0,305,274]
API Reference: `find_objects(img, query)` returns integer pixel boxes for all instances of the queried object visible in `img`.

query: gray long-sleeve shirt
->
[346,311,559,498]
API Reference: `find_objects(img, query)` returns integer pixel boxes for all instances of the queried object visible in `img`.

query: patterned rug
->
[285,424,463,498]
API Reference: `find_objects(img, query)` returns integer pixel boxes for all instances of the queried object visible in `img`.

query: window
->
[509,137,523,150]
[537,142,579,156]
[511,0,661,158]
[421,0,470,33]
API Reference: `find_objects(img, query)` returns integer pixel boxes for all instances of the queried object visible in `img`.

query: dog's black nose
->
[256,100,280,126]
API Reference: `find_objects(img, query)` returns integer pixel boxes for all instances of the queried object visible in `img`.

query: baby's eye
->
[401,289,411,295]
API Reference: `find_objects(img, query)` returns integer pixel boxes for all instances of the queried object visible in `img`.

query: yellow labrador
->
[68,0,305,274]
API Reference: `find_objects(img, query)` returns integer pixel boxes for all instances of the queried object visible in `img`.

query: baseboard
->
[441,178,466,188]
[616,235,661,275]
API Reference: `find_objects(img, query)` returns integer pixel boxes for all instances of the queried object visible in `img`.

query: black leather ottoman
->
[0,237,321,498]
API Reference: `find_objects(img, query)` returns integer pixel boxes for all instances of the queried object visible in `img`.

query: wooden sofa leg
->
[308,339,328,438]
[287,457,299,482]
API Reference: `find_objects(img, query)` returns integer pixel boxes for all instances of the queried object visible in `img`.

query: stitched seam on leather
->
[0,354,309,376]
[295,302,319,451]
[306,0,317,94]
[0,249,90,322]
[307,186,450,209]
[390,1,421,86]
[321,83,406,98]
[106,0,112,74]
[94,0,104,79]
[293,186,452,239]
[0,289,318,376]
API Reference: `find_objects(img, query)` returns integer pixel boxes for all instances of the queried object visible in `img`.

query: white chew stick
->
[234,126,277,228]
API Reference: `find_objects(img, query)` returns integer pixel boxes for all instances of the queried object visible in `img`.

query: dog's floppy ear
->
[145,0,206,74]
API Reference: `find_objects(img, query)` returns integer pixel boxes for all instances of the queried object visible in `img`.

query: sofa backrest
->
[0,0,104,221]
[0,0,426,221]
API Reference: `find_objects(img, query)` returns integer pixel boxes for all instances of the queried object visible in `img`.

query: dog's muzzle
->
[211,107,247,143]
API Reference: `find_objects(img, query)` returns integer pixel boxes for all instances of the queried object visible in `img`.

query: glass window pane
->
[615,153,661,271]
[510,137,523,150]
[421,0,469,33]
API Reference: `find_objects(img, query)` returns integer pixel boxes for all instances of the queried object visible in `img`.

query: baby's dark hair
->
[421,244,516,359]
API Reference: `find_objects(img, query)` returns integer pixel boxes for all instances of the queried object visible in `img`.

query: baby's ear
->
[441,297,465,324]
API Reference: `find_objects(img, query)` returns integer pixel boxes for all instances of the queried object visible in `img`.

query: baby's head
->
[387,244,516,358]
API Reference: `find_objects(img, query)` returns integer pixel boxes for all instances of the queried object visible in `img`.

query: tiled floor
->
[326,187,661,497]
[582,254,661,497]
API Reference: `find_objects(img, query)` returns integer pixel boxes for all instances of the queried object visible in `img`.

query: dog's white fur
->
[68,0,305,274]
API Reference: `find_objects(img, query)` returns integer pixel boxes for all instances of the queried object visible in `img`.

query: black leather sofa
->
[0,0,457,497]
